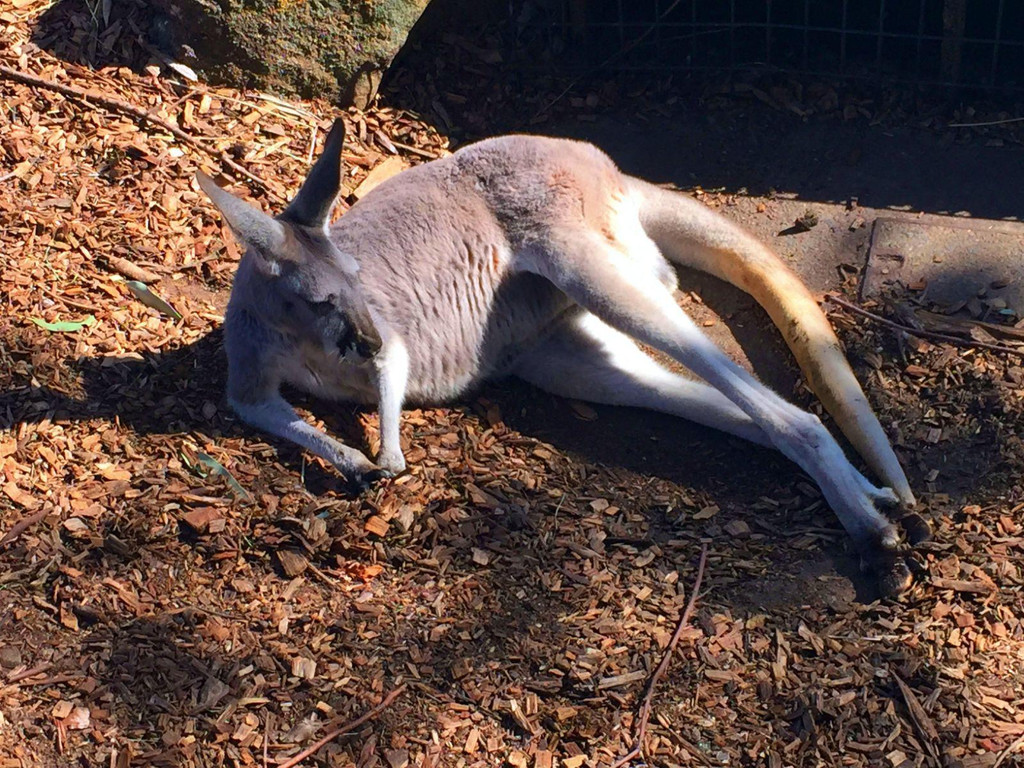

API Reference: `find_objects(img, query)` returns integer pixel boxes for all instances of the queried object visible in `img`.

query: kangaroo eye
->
[283,300,295,311]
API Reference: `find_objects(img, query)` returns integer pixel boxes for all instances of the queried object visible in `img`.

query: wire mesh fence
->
[513,0,1024,91]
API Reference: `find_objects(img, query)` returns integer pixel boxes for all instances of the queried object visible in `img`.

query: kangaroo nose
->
[354,327,382,358]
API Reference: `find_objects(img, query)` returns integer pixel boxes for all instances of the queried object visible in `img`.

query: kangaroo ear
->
[281,118,346,229]
[196,171,291,267]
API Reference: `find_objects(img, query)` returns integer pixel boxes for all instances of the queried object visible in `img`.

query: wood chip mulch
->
[2,2,1024,767]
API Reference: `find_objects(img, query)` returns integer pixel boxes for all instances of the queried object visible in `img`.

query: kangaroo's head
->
[196,119,382,360]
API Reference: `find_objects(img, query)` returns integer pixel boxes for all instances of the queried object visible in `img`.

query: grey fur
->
[199,126,913,554]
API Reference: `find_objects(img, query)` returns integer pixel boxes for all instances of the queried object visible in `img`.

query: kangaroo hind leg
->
[513,311,770,448]
[629,177,914,507]
[522,226,901,555]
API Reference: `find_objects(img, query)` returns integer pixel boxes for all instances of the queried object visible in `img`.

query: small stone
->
[794,210,819,231]
[0,646,22,669]
[724,519,751,537]
[471,547,491,566]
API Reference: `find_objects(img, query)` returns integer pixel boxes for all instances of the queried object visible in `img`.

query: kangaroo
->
[197,119,923,593]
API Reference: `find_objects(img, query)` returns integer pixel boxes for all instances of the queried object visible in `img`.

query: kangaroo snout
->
[354,325,382,358]
[336,304,382,359]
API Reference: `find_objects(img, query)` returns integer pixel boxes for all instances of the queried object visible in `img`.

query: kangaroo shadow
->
[0,328,374,496]
[2,329,231,438]
[3,303,873,604]
[4,251,1017,607]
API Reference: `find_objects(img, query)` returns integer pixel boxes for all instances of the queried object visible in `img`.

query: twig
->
[826,294,1024,360]
[0,64,281,200]
[408,680,505,726]
[100,254,162,284]
[164,604,244,621]
[611,544,708,768]
[264,711,272,768]
[892,673,940,767]
[305,561,339,587]
[660,727,714,767]
[306,124,318,165]
[948,116,1024,128]
[994,733,1024,768]
[389,139,440,159]
[6,662,54,684]
[274,684,406,768]
[0,507,49,549]
[37,284,101,313]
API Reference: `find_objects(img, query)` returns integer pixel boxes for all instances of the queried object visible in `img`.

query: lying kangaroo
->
[197,119,923,592]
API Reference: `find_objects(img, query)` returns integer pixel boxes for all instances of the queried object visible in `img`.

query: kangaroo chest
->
[360,258,575,403]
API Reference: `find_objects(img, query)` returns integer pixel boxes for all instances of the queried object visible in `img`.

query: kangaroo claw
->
[899,512,932,546]
[344,466,394,495]
[857,510,933,598]
[875,552,914,598]
[861,549,914,598]
[359,467,395,486]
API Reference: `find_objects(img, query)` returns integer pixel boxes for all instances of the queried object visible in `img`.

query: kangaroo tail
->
[627,176,914,506]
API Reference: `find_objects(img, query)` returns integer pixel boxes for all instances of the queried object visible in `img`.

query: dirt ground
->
[3,2,1024,767]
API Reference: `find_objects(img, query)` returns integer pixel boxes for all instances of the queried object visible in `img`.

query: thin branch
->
[948,116,1024,128]
[5,662,54,684]
[0,507,49,549]
[274,684,407,768]
[0,64,282,200]
[994,733,1024,768]
[611,543,708,768]
[99,254,162,284]
[264,711,272,768]
[826,294,1024,360]
[389,139,440,159]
